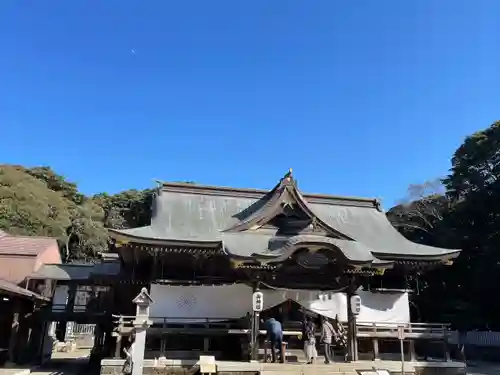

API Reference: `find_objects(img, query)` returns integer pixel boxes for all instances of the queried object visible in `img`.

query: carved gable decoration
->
[223,170,346,238]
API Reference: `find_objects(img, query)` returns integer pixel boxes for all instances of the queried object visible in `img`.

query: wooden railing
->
[112,315,450,340]
[357,322,450,340]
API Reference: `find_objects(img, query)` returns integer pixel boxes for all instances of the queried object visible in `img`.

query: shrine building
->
[99,170,460,362]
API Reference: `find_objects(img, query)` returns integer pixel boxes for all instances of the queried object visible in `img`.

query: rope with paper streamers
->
[259,280,350,303]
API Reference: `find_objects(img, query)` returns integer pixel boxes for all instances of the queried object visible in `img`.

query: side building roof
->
[0,278,49,302]
[0,230,58,256]
[109,171,461,264]
[29,262,121,281]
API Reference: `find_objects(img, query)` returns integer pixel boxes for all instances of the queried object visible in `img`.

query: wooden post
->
[409,340,417,361]
[8,300,21,363]
[114,334,122,359]
[443,334,450,362]
[204,322,210,352]
[408,324,416,361]
[346,289,358,362]
[160,319,167,357]
[281,341,287,364]
[61,284,77,341]
[371,323,379,360]
[250,281,260,361]
[113,317,124,358]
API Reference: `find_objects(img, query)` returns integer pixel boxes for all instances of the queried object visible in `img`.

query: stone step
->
[261,364,372,373]
[259,362,411,374]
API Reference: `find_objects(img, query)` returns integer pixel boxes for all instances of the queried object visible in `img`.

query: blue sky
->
[0,1,498,208]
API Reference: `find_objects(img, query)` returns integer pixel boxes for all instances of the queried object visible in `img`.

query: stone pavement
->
[0,369,30,375]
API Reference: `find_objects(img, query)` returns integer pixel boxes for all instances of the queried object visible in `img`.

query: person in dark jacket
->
[265,317,284,363]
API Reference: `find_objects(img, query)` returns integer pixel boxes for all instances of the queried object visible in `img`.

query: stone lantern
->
[131,287,154,375]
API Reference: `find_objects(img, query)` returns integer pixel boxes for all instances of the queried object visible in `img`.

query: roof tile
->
[0,231,57,256]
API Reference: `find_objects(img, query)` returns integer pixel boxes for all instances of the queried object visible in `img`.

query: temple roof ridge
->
[158,170,380,210]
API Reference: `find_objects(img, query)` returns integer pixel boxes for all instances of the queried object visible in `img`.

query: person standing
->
[303,316,318,364]
[265,317,284,363]
[320,317,335,364]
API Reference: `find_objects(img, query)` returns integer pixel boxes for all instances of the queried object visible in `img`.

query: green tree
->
[0,164,158,262]
[0,165,72,239]
[388,179,450,246]
[443,120,500,198]
[26,166,85,204]
[390,121,500,329]
[64,199,109,262]
[93,189,153,229]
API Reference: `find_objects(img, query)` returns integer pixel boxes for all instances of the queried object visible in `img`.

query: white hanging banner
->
[294,291,348,321]
[294,290,410,324]
[356,291,410,325]
[149,284,410,324]
[149,284,286,323]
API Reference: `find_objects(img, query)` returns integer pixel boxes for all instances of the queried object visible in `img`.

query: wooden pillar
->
[203,322,210,352]
[36,305,53,364]
[409,340,417,361]
[443,340,450,362]
[8,300,21,363]
[66,284,77,314]
[60,284,77,341]
[371,323,379,360]
[37,321,50,364]
[159,319,167,357]
[114,333,122,358]
[250,281,261,361]
[114,317,124,358]
[346,288,358,362]
[93,324,103,355]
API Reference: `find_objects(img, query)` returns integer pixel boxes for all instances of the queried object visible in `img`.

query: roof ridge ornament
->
[281,168,294,186]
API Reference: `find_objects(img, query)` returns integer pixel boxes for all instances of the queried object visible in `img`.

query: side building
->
[0,230,60,365]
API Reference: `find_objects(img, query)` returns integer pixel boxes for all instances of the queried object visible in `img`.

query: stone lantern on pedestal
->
[131,287,154,375]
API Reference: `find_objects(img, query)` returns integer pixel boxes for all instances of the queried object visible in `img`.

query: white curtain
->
[149,284,410,324]
[356,291,410,325]
[149,284,286,323]
[294,291,349,321]
[293,290,410,324]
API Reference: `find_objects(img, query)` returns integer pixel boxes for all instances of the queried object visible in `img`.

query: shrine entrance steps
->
[217,360,466,375]
[100,358,466,375]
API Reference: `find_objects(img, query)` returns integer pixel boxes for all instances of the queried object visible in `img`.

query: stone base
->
[100,358,466,375]
[101,359,197,375]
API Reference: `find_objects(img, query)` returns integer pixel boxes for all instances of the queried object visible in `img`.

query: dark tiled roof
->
[0,231,57,256]
[109,173,461,262]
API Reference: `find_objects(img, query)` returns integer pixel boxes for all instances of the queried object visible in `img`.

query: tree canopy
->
[386,120,500,329]
[0,164,153,262]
